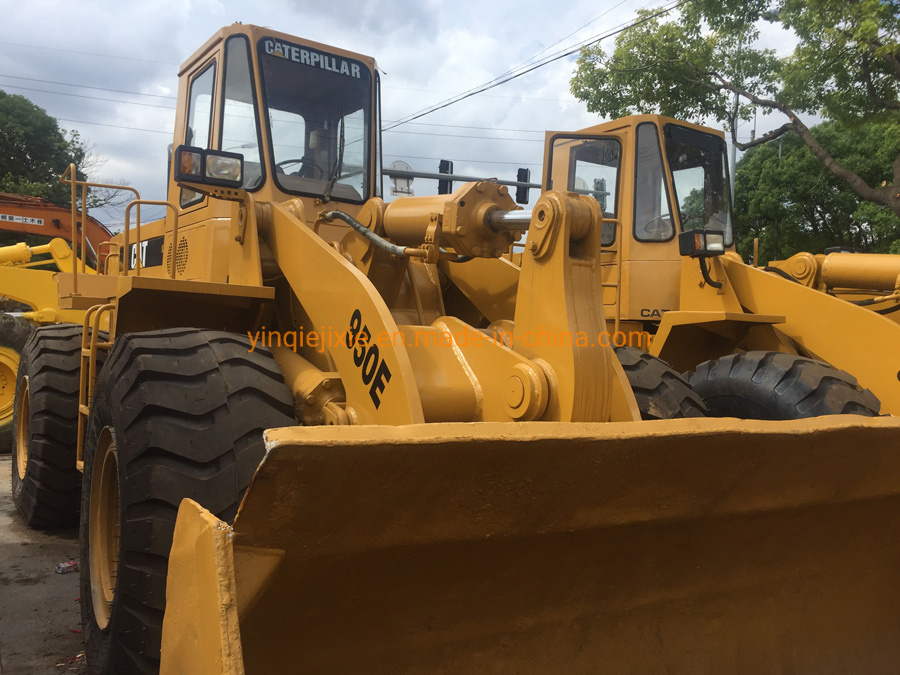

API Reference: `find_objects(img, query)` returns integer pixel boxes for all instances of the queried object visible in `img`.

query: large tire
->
[690,351,881,419]
[0,314,35,451]
[11,324,86,528]
[79,328,295,674]
[614,346,708,420]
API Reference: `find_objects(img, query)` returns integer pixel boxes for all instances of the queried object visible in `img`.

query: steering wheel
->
[275,157,328,180]
[641,214,674,240]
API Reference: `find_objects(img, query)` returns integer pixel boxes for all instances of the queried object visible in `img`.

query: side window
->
[374,72,382,198]
[181,63,216,208]
[570,141,619,218]
[663,124,734,245]
[548,136,620,245]
[221,36,263,190]
[571,140,619,246]
[633,123,675,242]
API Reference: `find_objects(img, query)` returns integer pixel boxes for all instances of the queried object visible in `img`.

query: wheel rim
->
[15,376,28,480]
[89,427,120,630]
[0,346,19,430]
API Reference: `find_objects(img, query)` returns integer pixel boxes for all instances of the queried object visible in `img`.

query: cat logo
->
[263,38,363,79]
[640,308,668,318]
[124,235,165,270]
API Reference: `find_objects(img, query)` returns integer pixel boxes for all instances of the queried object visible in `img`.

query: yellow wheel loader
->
[11,24,900,674]
[0,238,93,451]
[446,115,896,420]
[764,249,900,325]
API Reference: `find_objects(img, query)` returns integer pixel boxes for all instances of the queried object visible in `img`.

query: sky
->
[0,0,797,229]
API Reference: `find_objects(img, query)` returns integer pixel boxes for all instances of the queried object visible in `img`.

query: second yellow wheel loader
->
[0,237,93,452]
[764,249,900,324]
[11,24,900,674]
[448,114,896,420]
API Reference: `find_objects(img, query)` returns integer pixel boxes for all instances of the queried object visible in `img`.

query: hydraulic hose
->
[699,257,723,289]
[322,210,424,258]
[322,210,473,262]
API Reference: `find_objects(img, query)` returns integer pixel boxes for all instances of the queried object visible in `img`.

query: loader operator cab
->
[148,25,381,282]
[543,115,733,332]
[173,27,378,205]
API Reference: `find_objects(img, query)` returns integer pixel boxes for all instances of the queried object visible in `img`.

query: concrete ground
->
[0,455,87,674]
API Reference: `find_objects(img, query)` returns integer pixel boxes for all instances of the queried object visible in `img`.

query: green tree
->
[0,90,88,205]
[0,90,129,219]
[735,117,900,261]
[571,0,900,219]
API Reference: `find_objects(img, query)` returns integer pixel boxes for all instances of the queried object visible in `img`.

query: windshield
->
[258,37,371,203]
[663,124,733,246]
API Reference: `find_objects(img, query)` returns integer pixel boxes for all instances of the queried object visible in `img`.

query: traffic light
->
[438,159,453,194]
[516,168,530,205]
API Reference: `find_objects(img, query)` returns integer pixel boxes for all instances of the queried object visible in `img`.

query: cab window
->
[633,123,675,242]
[181,63,216,207]
[548,135,620,245]
[663,124,734,246]
[259,37,372,203]
[220,36,263,190]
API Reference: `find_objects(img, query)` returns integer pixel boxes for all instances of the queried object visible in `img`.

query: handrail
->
[123,200,181,278]
[60,164,141,293]
[97,241,120,275]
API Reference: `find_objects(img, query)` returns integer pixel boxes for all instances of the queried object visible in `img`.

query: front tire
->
[79,328,295,674]
[614,346,708,420]
[11,324,85,528]
[690,351,880,419]
[0,314,34,451]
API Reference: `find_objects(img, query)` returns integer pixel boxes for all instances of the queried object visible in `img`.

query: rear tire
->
[690,351,880,419]
[79,328,295,674]
[11,324,87,528]
[614,346,708,420]
[0,314,34,451]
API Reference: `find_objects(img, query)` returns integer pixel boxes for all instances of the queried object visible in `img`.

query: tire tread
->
[690,351,880,419]
[80,328,295,673]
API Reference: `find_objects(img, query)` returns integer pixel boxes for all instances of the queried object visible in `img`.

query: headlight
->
[173,145,244,189]
[206,154,243,183]
[679,229,726,258]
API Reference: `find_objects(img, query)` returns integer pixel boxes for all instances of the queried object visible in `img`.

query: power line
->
[0,72,576,105]
[384,153,541,167]
[383,0,686,131]
[0,41,180,66]
[57,117,172,135]
[515,0,633,68]
[471,0,633,94]
[0,76,561,135]
[383,85,578,103]
[49,115,546,142]
[398,121,545,133]
[385,129,544,142]
[0,84,176,110]
[0,73,176,99]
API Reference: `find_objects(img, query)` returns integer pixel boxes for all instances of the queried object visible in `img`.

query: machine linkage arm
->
[0,237,93,273]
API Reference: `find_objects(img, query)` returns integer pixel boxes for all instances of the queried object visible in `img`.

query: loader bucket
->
[161,417,900,674]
